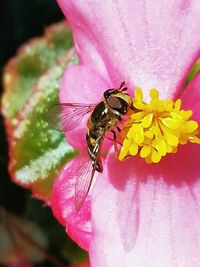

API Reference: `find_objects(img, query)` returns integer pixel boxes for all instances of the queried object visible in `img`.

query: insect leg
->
[111,129,120,158]
[116,126,121,133]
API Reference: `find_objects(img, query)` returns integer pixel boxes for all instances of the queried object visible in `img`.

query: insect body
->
[87,82,131,173]
[46,82,131,210]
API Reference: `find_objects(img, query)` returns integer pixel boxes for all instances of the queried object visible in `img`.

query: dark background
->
[0,0,63,212]
[0,1,76,266]
[0,0,63,71]
[0,0,63,208]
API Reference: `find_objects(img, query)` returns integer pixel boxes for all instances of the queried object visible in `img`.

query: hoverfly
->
[46,81,131,210]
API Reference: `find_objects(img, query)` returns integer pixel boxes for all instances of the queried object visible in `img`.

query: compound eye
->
[107,96,122,109]
[106,96,128,114]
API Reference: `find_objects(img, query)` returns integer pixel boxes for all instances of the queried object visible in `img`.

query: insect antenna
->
[119,81,128,92]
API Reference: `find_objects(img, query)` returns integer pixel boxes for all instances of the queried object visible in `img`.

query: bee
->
[46,81,131,210]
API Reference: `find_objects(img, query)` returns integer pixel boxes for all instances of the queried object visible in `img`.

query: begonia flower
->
[52,1,200,266]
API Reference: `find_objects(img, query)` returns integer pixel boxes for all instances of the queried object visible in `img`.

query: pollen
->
[119,88,200,163]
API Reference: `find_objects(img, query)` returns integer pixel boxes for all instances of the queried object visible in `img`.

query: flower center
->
[119,88,200,163]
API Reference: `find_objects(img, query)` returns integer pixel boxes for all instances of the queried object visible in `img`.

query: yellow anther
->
[142,114,153,128]
[119,88,200,163]
[140,145,151,158]
[129,142,138,156]
[150,89,159,100]
[134,87,143,101]
[166,134,179,146]
[155,139,167,156]
[175,99,182,111]
[151,149,161,163]
[161,117,181,129]
[185,121,198,133]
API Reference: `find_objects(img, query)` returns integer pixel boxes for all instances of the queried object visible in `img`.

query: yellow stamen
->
[119,88,200,163]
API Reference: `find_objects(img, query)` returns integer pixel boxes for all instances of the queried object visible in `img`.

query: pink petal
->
[51,155,92,250]
[181,73,200,123]
[53,65,123,249]
[60,65,109,150]
[90,144,200,267]
[58,0,200,98]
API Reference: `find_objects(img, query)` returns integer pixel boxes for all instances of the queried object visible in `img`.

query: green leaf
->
[1,22,78,200]
[2,22,73,122]
[12,63,77,199]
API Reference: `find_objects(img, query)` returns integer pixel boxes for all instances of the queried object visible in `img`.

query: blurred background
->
[0,1,87,266]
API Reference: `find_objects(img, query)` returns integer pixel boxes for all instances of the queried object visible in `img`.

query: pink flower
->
[52,1,200,266]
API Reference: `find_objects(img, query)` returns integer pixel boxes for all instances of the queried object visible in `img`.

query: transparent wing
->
[46,103,95,132]
[75,155,96,211]
[75,139,104,211]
